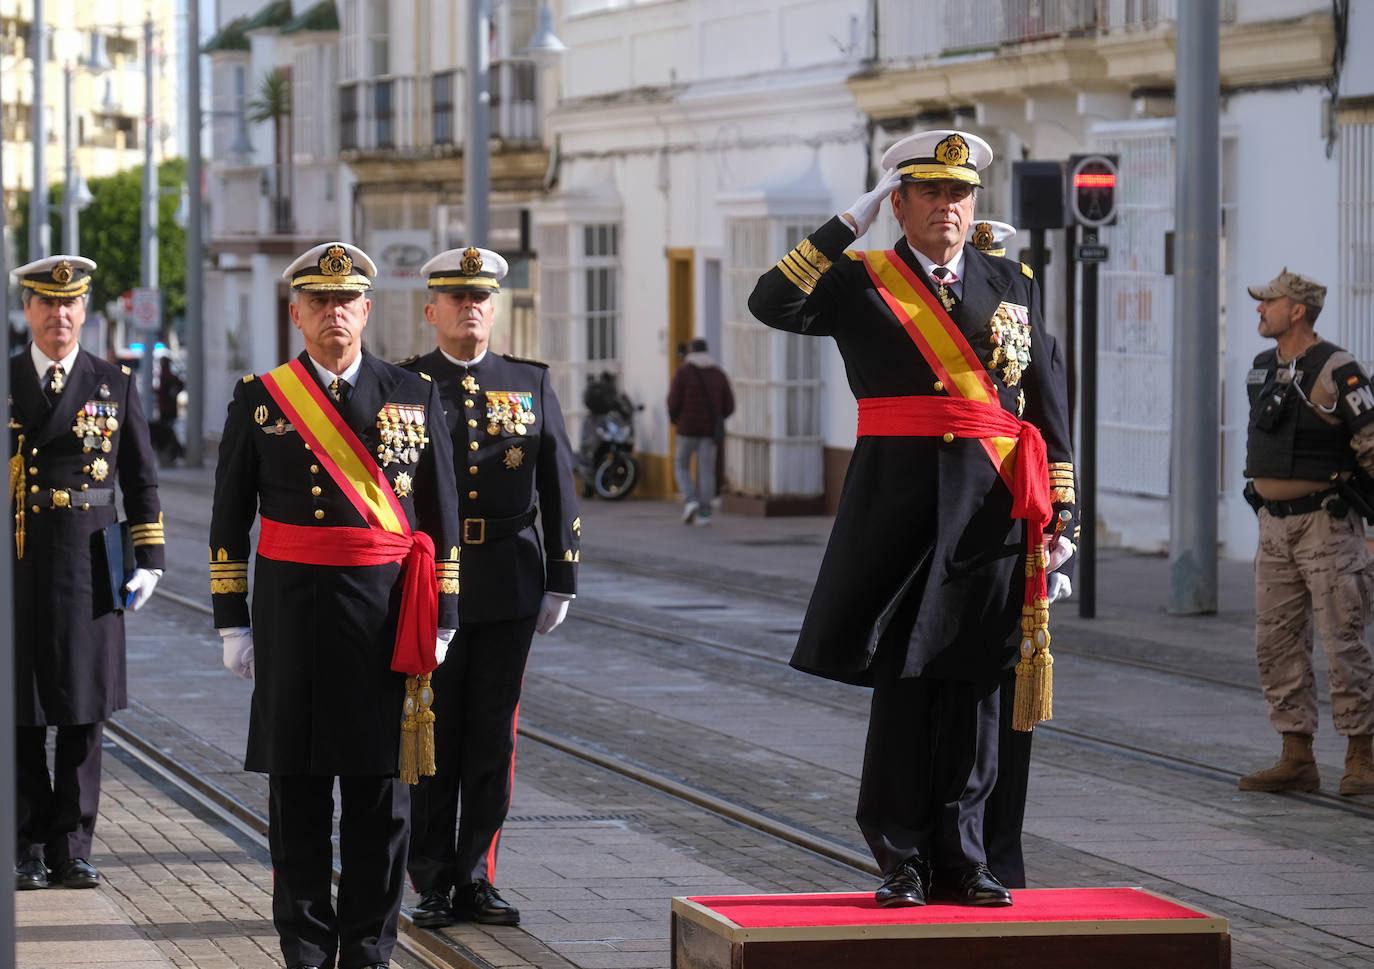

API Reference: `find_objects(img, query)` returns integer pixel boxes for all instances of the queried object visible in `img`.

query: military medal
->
[393,471,413,498]
[461,374,479,393]
[90,457,109,482]
[988,302,1031,387]
[503,445,525,469]
[98,383,110,400]
[254,405,269,425]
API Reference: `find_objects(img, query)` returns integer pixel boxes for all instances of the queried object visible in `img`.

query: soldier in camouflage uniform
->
[1241,268,1374,797]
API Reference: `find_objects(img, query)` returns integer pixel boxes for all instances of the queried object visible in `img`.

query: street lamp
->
[465,0,566,247]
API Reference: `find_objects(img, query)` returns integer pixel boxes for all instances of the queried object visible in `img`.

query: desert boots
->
[1340,735,1374,796]
[1238,731,1320,792]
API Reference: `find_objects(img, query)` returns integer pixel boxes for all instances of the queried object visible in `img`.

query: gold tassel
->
[9,434,24,559]
[399,675,420,784]
[1012,598,1054,731]
[417,673,436,777]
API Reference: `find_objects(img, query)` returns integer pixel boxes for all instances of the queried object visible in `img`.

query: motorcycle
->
[576,372,640,500]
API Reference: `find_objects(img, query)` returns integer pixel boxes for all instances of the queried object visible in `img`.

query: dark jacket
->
[749,216,1076,685]
[209,350,461,775]
[668,353,735,437]
[403,349,579,624]
[10,347,164,725]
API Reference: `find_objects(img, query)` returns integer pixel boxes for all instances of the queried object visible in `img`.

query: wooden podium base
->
[672,888,1230,969]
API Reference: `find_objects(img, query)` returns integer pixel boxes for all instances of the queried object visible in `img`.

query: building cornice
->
[849,14,1335,120]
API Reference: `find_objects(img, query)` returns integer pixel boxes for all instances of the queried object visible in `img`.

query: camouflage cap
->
[1247,267,1325,310]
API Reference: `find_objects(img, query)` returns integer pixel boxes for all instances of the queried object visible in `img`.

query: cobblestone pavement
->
[18,463,1374,969]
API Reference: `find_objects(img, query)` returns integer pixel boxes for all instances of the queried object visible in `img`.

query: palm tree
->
[247,67,292,233]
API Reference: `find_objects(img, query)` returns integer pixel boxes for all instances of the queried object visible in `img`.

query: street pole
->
[0,32,17,969]
[1079,228,1099,619]
[1168,0,1220,615]
[139,17,158,423]
[63,64,77,254]
[466,0,490,247]
[28,0,49,260]
[186,0,204,466]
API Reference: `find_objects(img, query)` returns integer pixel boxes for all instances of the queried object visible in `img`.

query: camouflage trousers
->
[1255,507,1374,736]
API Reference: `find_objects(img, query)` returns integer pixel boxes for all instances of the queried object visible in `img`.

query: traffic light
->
[1067,153,1119,227]
[1012,160,1065,230]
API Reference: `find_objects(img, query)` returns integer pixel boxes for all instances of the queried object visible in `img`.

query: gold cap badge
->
[935,134,969,168]
[320,245,353,277]
[51,260,74,285]
[973,222,995,251]
[460,247,484,275]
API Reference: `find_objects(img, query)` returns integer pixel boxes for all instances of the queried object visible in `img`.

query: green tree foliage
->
[13,157,187,334]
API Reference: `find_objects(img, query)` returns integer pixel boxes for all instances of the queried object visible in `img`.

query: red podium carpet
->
[671,887,1230,968]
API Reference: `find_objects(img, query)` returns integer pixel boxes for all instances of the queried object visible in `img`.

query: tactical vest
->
[1244,341,1354,480]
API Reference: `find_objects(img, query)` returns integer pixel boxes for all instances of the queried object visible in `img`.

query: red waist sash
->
[857,395,1051,605]
[257,517,438,675]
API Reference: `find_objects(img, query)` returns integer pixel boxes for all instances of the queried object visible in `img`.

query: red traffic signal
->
[1068,154,1119,227]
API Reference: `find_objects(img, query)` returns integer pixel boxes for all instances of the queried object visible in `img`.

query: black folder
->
[98,521,135,614]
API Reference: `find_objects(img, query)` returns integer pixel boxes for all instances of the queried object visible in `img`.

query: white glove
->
[1044,535,1075,573]
[1047,572,1072,604]
[219,626,255,679]
[123,568,162,611]
[436,628,456,665]
[536,593,572,635]
[842,168,904,238]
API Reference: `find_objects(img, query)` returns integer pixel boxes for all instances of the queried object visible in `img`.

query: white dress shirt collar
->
[306,352,363,390]
[440,347,488,368]
[909,246,967,298]
[31,342,80,382]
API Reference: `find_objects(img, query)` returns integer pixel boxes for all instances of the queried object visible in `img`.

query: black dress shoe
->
[409,887,456,929]
[54,858,100,889]
[875,860,928,907]
[931,864,1012,906]
[453,880,520,925]
[15,859,49,891]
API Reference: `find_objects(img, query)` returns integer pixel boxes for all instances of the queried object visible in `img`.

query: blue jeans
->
[674,436,718,511]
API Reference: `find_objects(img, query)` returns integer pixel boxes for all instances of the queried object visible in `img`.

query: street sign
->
[132,287,161,327]
[1076,244,1110,263]
[1068,153,1120,227]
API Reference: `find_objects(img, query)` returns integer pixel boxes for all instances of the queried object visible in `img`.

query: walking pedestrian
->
[668,337,734,525]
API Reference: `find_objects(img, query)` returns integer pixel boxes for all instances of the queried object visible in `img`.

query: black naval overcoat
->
[210,350,462,775]
[749,216,1076,686]
[9,348,164,725]
[403,350,578,619]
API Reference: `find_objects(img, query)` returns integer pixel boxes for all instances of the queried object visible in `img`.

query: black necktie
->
[329,377,351,403]
[931,267,960,313]
[45,363,66,402]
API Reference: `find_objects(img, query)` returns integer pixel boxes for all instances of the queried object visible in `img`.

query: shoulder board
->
[241,374,256,383]
[1021,263,1034,278]
[418,371,432,382]
[845,250,862,262]
[395,354,421,367]
[121,365,132,376]
[502,353,549,369]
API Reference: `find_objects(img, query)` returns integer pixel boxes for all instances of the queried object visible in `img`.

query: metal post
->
[63,64,77,254]
[466,0,490,247]
[0,31,17,969]
[186,0,204,466]
[1168,0,1220,615]
[139,18,158,422]
[29,0,49,260]
[1079,227,1098,619]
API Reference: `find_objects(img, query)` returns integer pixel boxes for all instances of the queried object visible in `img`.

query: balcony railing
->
[877,0,1237,62]
[338,60,541,156]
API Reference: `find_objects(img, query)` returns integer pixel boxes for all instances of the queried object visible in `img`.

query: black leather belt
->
[46,487,116,509]
[461,507,536,545]
[1255,487,1338,518]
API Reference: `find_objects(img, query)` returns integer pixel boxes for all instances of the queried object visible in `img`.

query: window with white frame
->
[368,0,389,77]
[1337,102,1374,369]
[583,224,619,362]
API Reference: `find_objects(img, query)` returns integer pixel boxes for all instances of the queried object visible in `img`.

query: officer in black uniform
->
[748,131,1077,908]
[402,246,580,928]
[9,255,164,891]
[210,241,462,969]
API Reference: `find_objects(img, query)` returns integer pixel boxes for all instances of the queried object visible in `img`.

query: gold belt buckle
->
[51,488,71,509]
[462,518,486,545]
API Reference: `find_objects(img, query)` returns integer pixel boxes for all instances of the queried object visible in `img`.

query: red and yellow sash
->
[851,250,1054,730]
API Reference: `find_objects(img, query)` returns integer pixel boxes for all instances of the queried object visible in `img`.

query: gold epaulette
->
[502,353,549,369]
[121,365,132,376]
[1021,262,1034,278]
[418,372,432,382]
[209,546,248,595]
[395,354,421,367]
[242,374,256,383]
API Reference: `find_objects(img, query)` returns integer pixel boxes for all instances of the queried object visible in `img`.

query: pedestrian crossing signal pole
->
[1068,153,1118,619]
